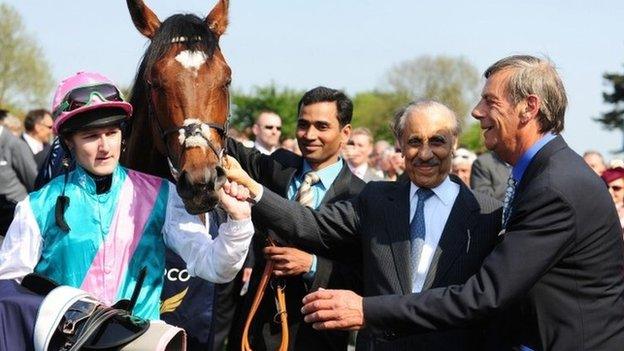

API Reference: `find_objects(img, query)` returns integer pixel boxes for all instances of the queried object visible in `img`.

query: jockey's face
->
[67,126,122,176]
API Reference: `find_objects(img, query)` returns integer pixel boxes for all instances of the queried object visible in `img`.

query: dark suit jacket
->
[470,151,510,201]
[224,139,366,351]
[253,173,502,350]
[358,136,624,350]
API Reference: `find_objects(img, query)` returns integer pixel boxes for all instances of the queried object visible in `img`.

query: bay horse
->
[121,0,231,214]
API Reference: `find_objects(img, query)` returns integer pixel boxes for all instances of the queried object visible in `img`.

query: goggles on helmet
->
[53,84,124,118]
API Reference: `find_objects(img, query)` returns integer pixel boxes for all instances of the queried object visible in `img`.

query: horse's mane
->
[129,13,219,114]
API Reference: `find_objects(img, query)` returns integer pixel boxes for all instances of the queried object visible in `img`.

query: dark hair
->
[297,86,353,127]
[0,109,8,121]
[24,109,52,132]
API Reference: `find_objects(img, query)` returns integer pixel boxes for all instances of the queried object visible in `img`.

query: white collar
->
[22,132,43,153]
[254,141,277,155]
[409,176,455,206]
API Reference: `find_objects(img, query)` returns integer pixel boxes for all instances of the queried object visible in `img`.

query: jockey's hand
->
[301,289,365,331]
[223,155,261,198]
[264,246,313,277]
[219,181,251,220]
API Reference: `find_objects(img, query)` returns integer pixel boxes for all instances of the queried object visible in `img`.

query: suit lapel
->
[384,181,412,295]
[423,177,479,289]
[320,161,355,205]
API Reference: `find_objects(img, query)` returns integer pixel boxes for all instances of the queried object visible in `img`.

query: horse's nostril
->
[215,166,226,178]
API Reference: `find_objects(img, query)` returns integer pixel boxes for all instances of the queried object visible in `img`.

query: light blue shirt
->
[287,158,345,280]
[512,132,557,183]
[287,158,345,209]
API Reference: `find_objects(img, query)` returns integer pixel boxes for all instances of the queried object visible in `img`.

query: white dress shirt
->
[22,132,43,154]
[349,163,368,180]
[409,176,459,293]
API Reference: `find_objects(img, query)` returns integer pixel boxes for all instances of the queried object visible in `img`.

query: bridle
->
[145,79,230,181]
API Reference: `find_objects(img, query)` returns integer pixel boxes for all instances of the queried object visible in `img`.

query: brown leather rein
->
[241,237,289,351]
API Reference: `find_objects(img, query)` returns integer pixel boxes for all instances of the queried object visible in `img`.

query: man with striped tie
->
[221,86,366,351]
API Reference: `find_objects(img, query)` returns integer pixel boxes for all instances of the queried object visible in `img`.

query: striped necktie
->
[296,172,320,208]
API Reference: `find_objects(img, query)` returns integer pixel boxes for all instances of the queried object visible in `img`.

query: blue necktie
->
[410,188,434,289]
[502,176,517,228]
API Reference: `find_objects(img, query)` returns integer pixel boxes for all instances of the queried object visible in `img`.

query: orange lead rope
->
[242,237,289,351]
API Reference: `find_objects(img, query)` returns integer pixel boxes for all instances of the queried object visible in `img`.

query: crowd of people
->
[0,54,623,351]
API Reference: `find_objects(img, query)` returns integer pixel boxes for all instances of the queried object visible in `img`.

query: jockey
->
[0,72,254,320]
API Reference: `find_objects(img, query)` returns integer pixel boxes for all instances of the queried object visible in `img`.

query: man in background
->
[252,111,282,155]
[345,127,383,182]
[470,151,510,201]
[22,109,53,170]
[0,109,37,238]
[583,150,607,175]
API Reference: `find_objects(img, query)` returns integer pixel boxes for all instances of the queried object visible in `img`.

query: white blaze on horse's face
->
[175,50,207,77]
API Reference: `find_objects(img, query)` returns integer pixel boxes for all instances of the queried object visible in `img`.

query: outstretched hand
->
[300,289,365,331]
[222,155,261,198]
[218,181,251,220]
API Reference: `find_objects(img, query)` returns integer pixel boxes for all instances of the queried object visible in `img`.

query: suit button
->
[383,331,397,339]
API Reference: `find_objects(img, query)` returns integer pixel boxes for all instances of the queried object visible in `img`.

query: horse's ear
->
[206,0,229,37]
[126,0,161,39]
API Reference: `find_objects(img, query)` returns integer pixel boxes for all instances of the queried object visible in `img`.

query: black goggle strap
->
[54,155,72,232]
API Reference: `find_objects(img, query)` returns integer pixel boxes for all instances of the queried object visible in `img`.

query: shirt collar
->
[254,142,277,155]
[23,132,43,152]
[410,175,455,206]
[301,157,344,189]
[350,163,368,177]
[512,132,557,181]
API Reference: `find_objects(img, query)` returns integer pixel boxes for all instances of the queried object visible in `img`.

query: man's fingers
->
[302,289,334,304]
[264,246,288,255]
[303,308,341,324]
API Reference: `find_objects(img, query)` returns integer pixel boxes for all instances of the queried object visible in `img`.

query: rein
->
[145,80,230,180]
[242,237,289,351]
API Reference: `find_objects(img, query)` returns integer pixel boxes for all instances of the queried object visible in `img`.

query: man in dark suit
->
[21,109,53,171]
[222,86,366,351]
[225,99,502,350]
[470,151,510,201]
[282,55,624,350]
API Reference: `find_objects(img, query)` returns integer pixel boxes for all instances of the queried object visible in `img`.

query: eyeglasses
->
[263,125,282,131]
[54,84,123,117]
[609,185,623,192]
[39,123,53,129]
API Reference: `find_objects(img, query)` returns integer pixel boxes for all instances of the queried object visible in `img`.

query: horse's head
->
[127,0,231,214]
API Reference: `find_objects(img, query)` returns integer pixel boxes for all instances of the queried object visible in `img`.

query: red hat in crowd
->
[601,167,624,184]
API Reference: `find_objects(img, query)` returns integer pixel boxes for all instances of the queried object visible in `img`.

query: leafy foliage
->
[231,84,304,138]
[383,55,480,128]
[0,4,53,110]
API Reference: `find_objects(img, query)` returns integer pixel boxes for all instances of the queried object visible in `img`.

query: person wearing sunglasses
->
[0,71,255,320]
[251,111,282,155]
[601,167,624,232]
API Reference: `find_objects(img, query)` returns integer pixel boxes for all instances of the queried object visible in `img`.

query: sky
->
[5,0,624,161]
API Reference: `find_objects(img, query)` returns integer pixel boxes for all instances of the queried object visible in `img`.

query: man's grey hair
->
[391,100,461,143]
[484,55,567,134]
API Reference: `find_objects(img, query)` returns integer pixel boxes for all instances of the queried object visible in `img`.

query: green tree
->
[595,69,624,151]
[383,55,480,128]
[0,4,53,109]
[352,90,410,142]
[459,122,485,153]
[231,84,304,138]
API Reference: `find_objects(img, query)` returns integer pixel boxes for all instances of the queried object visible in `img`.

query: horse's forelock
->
[141,14,218,81]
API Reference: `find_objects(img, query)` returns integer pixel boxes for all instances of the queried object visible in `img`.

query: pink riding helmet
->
[52,71,133,134]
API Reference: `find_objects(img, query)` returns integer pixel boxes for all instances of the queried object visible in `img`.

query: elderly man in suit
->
[225,99,502,350]
[279,55,624,350]
[221,86,366,351]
